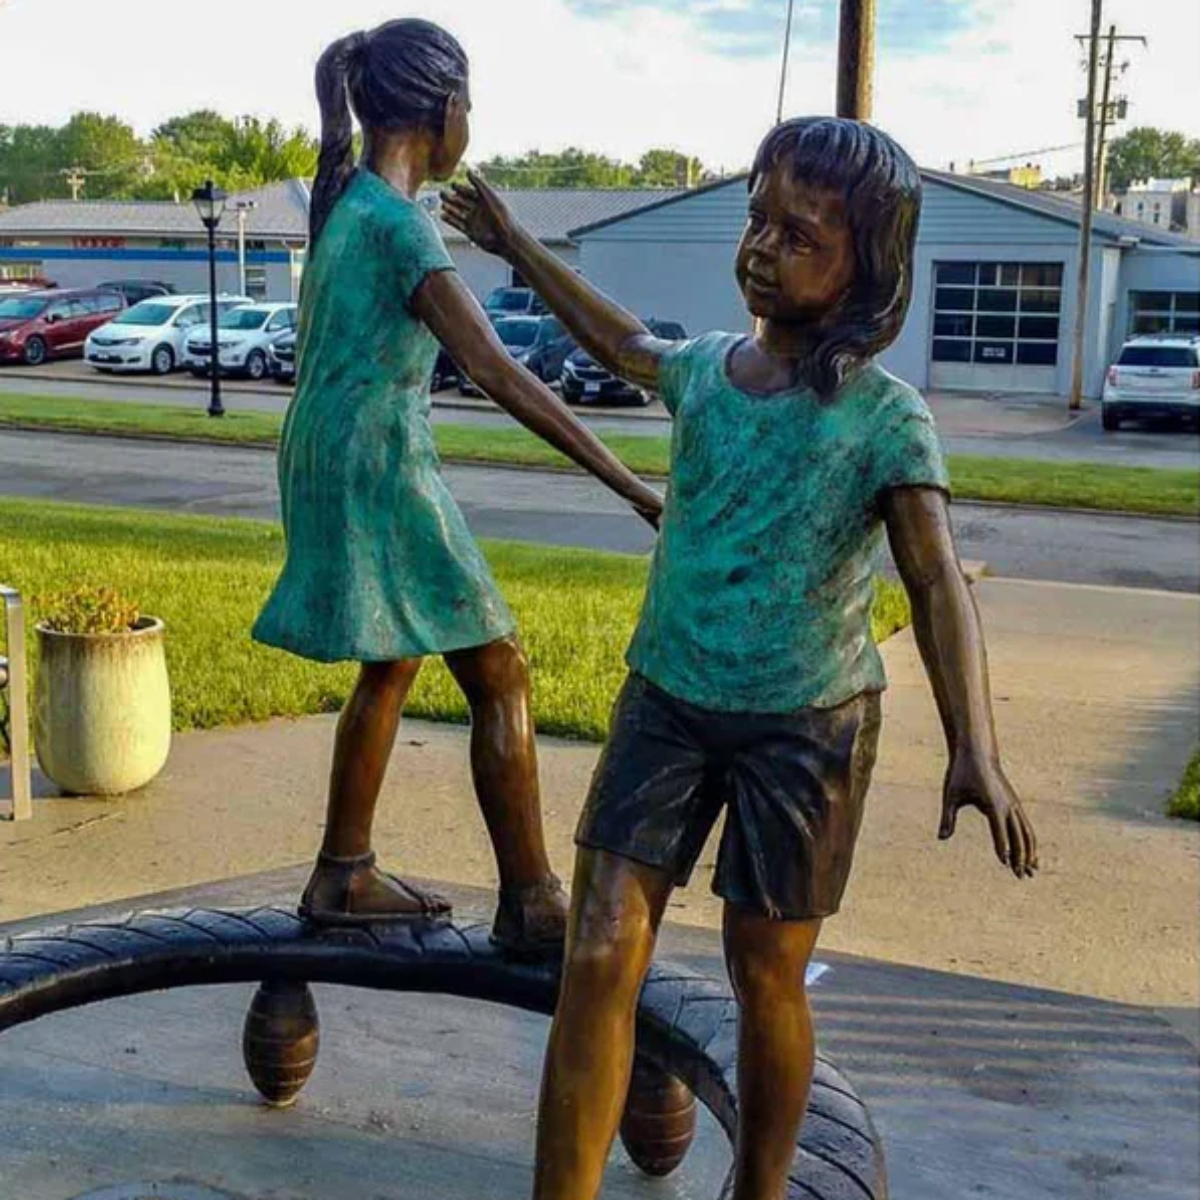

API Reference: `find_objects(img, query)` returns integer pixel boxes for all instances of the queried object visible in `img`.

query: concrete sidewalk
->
[1,576,1198,1200]
[3,577,1196,1012]
[2,873,1197,1200]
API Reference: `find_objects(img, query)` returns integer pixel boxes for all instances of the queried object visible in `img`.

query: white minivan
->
[85,293,251,375]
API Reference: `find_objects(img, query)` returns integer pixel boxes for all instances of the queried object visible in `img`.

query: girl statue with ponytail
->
[253,19,662,956]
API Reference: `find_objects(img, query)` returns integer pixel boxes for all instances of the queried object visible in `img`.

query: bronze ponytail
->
[310,33,365,246]
[308,20,468,248]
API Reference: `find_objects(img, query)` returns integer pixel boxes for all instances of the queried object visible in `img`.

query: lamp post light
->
[192,180,228,418]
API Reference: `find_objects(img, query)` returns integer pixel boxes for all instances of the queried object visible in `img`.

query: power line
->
[776,0,796,125]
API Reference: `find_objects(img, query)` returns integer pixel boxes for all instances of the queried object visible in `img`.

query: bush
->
[38,585,141,636]
[1167,750,1199,821]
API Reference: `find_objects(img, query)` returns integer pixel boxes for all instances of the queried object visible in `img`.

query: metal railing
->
[1,585,32,821]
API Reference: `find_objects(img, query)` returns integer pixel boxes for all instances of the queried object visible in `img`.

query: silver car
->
[1101,335,1200,431]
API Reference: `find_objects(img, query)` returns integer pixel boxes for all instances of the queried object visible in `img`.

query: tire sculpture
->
[0,907,887,1199]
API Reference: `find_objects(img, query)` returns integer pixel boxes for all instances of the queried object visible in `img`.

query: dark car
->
[98,280,176,306]
[0,288,126,366]
[432,346,461,392]
[459,315,576,395]
[267,329,298,384]
[561,318,687,405]
[483,286,547,317]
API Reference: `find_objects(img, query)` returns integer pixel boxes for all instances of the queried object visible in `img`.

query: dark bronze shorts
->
[576,674,882,921]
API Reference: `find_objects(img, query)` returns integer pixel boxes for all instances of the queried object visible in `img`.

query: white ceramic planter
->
[34,616,171,796]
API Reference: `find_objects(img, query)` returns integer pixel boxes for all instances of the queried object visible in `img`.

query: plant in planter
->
[34,585,171,796]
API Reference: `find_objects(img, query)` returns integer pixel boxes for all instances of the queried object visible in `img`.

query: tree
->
[1107,127,1200,192]
[0,124,61,205]
[54,112,146,198]
[472,147,711,190]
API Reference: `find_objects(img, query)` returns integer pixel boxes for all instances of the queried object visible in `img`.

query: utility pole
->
[1089,28,1146,203]
[233,199,258,297]
[1069,13,1146,411]
[1069,0,1103,413]
[61,167,86,201]
[836,0,877,120]
[776,0,796,124]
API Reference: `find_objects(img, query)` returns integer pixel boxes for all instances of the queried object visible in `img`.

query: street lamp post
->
[192,180,228,418]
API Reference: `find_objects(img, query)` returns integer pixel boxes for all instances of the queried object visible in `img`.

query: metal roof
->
[922,169,1200,249]
[569,168,1200,248]
[0,179,311,241]
[0,178,686,247]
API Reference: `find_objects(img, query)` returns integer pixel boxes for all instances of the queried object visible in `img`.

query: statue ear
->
[443,90,468,136]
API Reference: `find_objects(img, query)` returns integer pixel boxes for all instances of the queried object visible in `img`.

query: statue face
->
[432,87,471,179]
[735,167,855,324]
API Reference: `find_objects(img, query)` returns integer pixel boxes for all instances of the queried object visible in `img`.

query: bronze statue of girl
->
[253,19,662,957]
[444,116,1038,1199]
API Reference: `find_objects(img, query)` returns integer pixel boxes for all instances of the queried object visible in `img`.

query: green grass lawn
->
[1167,750,1199,821]
[1,393,1197,518]
[0,498,910,744]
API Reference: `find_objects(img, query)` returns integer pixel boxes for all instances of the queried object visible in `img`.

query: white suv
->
[183,302,299,381]
[85,294,250,375]
[1102,335,1200,431]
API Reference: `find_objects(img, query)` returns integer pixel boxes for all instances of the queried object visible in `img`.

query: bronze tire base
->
[0,907,887,1199]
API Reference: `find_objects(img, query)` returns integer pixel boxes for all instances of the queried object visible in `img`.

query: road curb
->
[1,420,1196,524]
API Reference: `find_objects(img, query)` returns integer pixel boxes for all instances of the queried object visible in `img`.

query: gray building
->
[0,181,682,306]
[571,171,1200,398]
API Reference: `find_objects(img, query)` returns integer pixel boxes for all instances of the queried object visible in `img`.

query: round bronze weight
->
[619,1056,698,1177]
[242,979,320,1107]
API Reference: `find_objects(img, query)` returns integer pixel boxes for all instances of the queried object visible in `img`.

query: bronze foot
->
[491,874,569,960]
[299,851,452,926]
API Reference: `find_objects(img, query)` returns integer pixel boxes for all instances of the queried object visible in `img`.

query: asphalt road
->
[3,366,1198,470]
[2,429,1197,593]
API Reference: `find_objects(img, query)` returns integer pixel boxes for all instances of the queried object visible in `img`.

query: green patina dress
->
[252,168,516,662]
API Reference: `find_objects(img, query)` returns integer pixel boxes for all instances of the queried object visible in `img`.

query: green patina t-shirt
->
[626,332,950,713]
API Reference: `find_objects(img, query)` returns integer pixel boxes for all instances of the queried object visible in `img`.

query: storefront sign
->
[73,236,126,250]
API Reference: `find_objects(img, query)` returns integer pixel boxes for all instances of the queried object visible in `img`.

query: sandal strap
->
[317,850,377,868]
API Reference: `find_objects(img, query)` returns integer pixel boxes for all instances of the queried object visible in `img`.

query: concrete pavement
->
[1,874,1196,1200]
[1,576,1197,1199]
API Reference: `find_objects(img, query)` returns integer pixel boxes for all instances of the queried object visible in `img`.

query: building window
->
[1129,290,1200,335]
[245,265,268,301]
[0,261,45,282]
[931,261,1063,367]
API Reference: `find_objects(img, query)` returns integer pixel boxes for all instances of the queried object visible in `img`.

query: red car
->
[0,288,126,366]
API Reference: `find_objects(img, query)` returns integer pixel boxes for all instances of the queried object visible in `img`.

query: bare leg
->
[444,635,568,950]
[723,904,824,1200]
[533,848,674,1200]
[302,659,450,921]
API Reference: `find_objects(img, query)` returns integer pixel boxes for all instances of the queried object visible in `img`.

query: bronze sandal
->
[490,875,568,961]
[298,851,453,927]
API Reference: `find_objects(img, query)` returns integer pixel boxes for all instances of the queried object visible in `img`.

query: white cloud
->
[0,0,1196,178]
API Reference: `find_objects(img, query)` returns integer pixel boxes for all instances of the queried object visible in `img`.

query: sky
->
[2,0,1198,179]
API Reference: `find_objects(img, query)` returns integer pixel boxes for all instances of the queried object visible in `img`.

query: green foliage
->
[0,498,909,742]
[1107,127,1200,192]
[1167,750,1199,821]
[37,584,141,635]
[473,146,714,189]
[0,110,318,204]
[0,110,712,204]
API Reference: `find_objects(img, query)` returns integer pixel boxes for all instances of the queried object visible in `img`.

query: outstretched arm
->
[883,486,1038,879]
[440,172,675,391]
[414,270,662,525]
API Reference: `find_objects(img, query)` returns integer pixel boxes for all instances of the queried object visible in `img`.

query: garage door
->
[930,261,1063,393]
